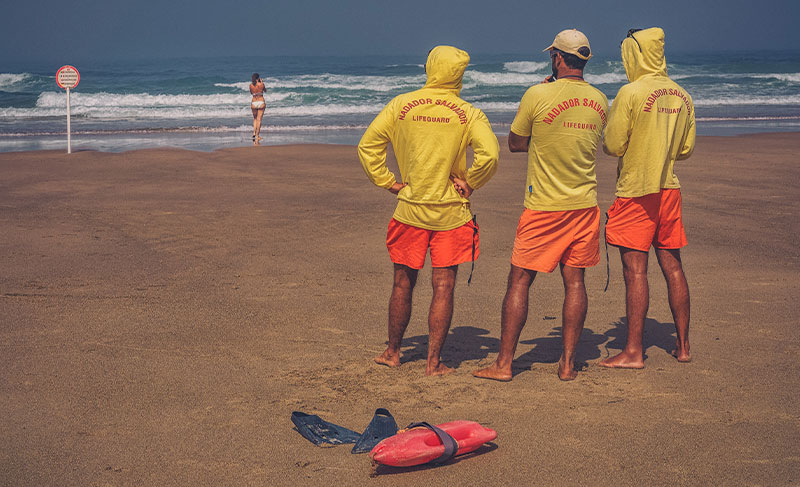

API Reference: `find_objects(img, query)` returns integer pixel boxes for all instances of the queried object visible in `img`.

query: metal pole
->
[66,87,72,154]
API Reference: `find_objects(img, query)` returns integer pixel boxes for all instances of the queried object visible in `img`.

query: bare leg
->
[655,248,691,362]
[254,108,265,140]
[473,265,536,381]
[375,264,418,367]
[426,266,458,376]
[251,108,259,139]
[599,247,648,369]
[558,264,587,380]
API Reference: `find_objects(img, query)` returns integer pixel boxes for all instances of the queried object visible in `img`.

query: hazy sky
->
[2,0,799,64]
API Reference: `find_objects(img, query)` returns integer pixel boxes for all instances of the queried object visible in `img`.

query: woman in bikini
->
[250,73,266,141]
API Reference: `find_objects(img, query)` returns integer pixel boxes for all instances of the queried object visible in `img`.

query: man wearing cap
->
[599,27,695,369]
[359,45,499,376]
[473,29,607,382]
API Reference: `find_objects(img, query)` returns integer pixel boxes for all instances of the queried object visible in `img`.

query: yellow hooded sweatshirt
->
[358,46,500,231]
[603,27,696,198]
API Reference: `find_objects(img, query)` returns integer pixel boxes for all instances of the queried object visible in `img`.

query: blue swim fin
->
[351,408,399,454]
[291,411,361,446]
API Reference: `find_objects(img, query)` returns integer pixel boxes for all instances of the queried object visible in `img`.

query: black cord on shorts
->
[603,212,610,292]
[468,214,477,286]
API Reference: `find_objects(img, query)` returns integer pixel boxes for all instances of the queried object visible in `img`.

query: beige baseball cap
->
[543,29,592,60]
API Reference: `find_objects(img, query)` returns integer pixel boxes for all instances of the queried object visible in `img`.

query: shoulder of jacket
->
[585,84,609,102]
[670,80,694,101]
[527,83,549,95]
[615,82,640,101]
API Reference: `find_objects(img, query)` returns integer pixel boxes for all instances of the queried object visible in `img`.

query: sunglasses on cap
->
[621,28,643,52]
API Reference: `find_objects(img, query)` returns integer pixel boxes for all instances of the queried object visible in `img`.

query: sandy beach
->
[1,133,798,486]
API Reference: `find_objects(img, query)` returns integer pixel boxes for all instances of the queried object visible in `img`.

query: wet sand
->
[1,134,799,486]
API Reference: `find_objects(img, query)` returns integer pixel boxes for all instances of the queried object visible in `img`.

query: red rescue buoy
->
[369,420,497,467]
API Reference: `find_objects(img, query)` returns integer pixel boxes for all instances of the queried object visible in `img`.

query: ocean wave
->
[694,95,800,106]
[750,73,800,83]
[2,101,385,120]
[268,104,382,116]
[696,115,800,122]
[671,72,800,83]
[477,94,800,109]
[204,70,800,98]
[0,124,369,137]
[35,91,291,108]
[584,73,628,84]
[471,101,521,111]
[214,81,251,90]
[464,71,545,87]
[2,106,249,119]
[215,75,424,92]
[466,71,627,87]
[262,73,424,92]
[503,61,548,73]
[0,73,33,91]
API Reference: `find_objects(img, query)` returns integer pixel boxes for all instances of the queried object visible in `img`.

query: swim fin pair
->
[291,408,398,454]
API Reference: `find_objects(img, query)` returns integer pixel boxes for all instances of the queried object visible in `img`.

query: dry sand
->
[1,134,799,486]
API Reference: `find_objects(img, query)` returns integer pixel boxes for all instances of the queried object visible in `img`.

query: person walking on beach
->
[599,27,696,369]
[250,73,266,142]
[358,45,499,376]
[473,29,608,382]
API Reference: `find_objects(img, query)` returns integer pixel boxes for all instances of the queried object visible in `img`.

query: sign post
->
[56,66,80,154]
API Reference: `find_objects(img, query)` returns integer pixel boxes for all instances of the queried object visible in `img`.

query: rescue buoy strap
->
[405,422,458,464]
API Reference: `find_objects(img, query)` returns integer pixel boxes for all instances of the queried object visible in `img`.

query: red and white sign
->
[56,65,80,89]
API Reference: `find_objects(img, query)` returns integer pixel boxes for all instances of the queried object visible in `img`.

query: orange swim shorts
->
[511,206,600,273]
[605,188,687,252]
[386,218,479,269]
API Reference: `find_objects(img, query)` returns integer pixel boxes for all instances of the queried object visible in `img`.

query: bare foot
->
[671,347,692,363]
[374,350,400,368]
[598,352,645,369]
[425,362,454,377]
[472,363,512,382]
[557,358,578,381]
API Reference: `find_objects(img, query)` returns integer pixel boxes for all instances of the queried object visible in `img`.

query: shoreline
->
[1,127,800,155]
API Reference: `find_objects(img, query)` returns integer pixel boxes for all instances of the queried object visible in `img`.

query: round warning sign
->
[56,65,80,89]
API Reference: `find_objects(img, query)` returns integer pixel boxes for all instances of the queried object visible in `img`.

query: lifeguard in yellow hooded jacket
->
[599,28,696,369]
[358,45,499,376]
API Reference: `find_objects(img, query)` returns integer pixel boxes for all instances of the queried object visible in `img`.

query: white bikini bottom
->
[251,100,266,109]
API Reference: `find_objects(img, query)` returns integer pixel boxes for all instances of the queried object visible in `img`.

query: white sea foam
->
[750,72,800,83]
[35,91,291,108]
[267,104,382,116]
[471,101,521,111]
[503,61,548,73]
[584,73,628,84]
[263,74,424,92]
[1,106,249,120]
[385,64,425,68]
[0,73,32,90]
[694,94,800,106]
[604,94,800,107]
[467,71,626,87]
[464,71,545,87]
[670,72,800,83]
[214,82,251,90]
[3,98,385,120]
[209,69,799,96]
[0,124,369,137]
[696,116,800,122]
